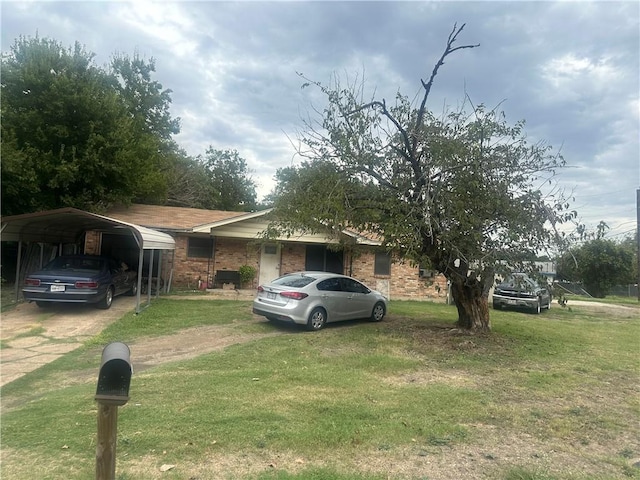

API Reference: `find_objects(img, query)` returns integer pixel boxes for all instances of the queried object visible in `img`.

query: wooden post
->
[96,402,119,480]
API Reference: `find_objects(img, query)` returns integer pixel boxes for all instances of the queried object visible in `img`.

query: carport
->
[1,207,175,314]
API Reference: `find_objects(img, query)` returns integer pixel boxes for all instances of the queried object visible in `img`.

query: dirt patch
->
[129,324,279,373]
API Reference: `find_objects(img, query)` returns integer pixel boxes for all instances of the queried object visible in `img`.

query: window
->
[273,273,317,288]
[188,237,213,258]
[317,277,342,292]
[419,264,434,278]
[264,244,278,255]
[374,252,391,276]
[341,278,370,294]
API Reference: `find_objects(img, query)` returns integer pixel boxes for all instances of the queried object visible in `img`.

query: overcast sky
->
[2,1,639,239]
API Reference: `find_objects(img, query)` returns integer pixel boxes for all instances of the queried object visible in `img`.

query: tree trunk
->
[450,278,491,332]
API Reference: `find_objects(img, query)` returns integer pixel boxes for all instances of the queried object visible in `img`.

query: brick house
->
[101,204,447,301]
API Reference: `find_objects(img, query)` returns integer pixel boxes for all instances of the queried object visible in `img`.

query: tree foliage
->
[198,148,258,211]
[1,35,260,214]
[164,147,258,211]
[0,36,179,214]
[557,224,636,298]
[271,24,576,331]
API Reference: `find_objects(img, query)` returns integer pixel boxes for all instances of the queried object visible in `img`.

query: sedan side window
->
[341,278,370,294]
[108,259,120,274]
[317,278,342,292]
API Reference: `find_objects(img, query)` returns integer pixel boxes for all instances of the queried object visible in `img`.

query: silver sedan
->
[252,271,388,331]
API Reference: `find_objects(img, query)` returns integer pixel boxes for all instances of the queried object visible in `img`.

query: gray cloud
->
[2,1,638,235]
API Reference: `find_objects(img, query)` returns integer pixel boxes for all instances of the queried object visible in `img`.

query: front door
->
[259,243,281,285]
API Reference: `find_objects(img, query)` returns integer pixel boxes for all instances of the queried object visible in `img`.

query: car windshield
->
[500,275,536,290]
[44,257,104,274]
[272,274,317,288]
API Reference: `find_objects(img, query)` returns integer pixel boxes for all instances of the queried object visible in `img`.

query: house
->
[100,204,448,301]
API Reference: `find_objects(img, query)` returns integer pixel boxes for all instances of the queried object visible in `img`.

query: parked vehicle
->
[22,255,137,309]
[253,271,388,331]
[492,273,551,314]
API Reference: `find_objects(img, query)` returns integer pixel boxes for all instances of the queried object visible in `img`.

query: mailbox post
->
[95,342,132,480]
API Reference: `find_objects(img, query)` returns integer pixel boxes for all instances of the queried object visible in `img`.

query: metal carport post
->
[125,223,176,314]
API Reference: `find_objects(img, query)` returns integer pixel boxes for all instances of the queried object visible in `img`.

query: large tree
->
[1,36,179,214]
[270,25,575,331]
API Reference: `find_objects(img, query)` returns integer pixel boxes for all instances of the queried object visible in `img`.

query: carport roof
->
[1,207,175,250]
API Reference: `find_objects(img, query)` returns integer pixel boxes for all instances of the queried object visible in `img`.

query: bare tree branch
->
[413,23,480,156]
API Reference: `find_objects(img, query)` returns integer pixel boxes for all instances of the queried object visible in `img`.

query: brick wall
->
[88,229,449,300]
[349,250,448,301]
[170,236,210,288]
[263,242,448,302]
[84,231,100,254]
[280,244,306,275]
[213,238,260,272]
[169,236,263,289]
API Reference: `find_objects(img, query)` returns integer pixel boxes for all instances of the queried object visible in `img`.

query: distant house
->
[101,204,447,301]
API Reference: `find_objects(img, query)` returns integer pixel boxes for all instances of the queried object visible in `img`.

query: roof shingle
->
[106,205,248,231]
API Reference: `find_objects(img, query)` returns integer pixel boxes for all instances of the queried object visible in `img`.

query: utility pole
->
[636,189,639,301]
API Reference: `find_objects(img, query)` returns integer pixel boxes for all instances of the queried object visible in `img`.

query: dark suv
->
[492,273,551,314]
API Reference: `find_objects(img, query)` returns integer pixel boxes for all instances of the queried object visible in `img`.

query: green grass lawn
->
[1,299,638,479]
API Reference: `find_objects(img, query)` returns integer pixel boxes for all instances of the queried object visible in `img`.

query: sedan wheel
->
[370,302,386,322]
[128,281,138,296]
[306,307,327,331]
[98,287,114,310]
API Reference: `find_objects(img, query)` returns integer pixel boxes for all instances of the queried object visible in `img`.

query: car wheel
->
[128,281,138,296]
[533,298,541,314]
[370,302,386,322]
[492,302,501,310]
[306,307,327,331]
[98,287,114,310]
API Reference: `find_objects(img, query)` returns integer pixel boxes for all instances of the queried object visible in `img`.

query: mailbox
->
[95,342,132,406]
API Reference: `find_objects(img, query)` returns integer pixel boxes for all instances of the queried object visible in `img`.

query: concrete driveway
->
[0,296,137,386]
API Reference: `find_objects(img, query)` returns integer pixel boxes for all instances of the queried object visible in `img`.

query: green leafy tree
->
[110,53,180,141]
[1,36,179,214]
[109,52,183,205]
[557,225,636,298]
[198,148,257,211]
[270,25,575,331]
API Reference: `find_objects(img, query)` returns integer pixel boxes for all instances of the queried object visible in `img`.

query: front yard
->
[1,298,638,479]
